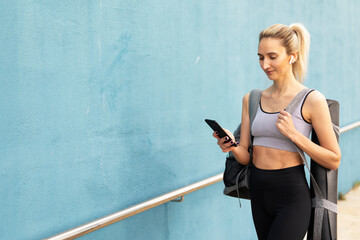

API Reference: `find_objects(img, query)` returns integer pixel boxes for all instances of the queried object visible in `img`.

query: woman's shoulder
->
[303,88,329,121]
[305,88,326,105]
[243,88,263,104]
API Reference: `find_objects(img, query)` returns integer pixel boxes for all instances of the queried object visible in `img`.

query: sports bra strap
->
[285,88,313,114]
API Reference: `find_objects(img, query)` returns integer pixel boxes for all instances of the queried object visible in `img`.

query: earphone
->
[289,56,294,64]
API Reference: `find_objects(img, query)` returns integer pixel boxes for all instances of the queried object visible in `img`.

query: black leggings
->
[249,164,311,240]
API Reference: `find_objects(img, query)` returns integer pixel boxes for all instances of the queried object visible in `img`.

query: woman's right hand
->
[212,129,238,153]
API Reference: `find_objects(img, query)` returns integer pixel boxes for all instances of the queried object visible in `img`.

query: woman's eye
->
[270,56,277,60]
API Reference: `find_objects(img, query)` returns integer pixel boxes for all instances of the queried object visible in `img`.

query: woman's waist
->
[252,145,303,170]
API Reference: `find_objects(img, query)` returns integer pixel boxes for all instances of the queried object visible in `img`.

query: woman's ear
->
[289,53,298,64]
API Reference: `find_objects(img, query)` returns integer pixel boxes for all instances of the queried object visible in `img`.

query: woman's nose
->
[261,59,270,70]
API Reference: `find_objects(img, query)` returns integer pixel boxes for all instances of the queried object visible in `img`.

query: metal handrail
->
[339,121,360,134]
[44,121,360,240]
[44,174,223,240]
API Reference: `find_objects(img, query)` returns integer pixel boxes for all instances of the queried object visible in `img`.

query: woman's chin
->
[267,75,277,81]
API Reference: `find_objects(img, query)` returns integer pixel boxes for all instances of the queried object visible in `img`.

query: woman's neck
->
[270,74,301,95]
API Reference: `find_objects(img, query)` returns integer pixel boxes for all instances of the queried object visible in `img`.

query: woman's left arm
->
[277,91,341,170]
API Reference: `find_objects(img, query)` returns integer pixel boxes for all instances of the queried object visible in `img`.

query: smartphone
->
[205,119,237,147]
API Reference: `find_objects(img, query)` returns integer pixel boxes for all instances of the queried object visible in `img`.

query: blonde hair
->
[259,23,310,83]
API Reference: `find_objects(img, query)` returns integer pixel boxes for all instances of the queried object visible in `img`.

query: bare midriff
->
[252,145,303,170]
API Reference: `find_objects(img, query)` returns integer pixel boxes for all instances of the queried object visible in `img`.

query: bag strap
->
[285,88,338,240]
[284,88,311,112]
[285,88,338,207]
[234,89,262,207]
[248,89,262,150]
[249,89,262,127]
[285,88,327,200]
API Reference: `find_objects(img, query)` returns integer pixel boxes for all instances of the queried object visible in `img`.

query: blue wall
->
[1,1,359,239]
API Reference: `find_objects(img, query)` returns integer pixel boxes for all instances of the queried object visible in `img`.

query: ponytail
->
[289,23,310,83]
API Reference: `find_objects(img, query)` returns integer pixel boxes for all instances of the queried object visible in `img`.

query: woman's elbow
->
[330,152,341,170]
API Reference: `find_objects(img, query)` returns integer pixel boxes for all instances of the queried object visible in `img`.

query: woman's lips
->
[266,70,274,75]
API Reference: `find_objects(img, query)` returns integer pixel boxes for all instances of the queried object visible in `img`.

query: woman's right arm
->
[215,93,251,165]
[232,93,251,165]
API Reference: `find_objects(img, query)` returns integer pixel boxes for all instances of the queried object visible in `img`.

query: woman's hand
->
[212,128,238,153]
[276,110,298,139]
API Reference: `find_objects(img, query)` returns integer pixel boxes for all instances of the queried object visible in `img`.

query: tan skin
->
[213,37,341,170]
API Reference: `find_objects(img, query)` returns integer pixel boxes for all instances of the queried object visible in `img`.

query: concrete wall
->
[1,1,359,239]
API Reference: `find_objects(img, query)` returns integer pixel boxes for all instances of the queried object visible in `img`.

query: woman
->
[213,23,341,240]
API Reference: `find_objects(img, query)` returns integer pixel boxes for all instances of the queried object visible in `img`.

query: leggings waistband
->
[252,164,305,174]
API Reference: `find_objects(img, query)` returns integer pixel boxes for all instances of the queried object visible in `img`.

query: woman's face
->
[257,37,293,81]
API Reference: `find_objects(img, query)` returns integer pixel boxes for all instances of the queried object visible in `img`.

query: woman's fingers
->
[218,136,237,152]
[219,136,231,146]
[211,128,238,152]
[276,110,297,138]
[223,128,235,140]
[212,131,220,139]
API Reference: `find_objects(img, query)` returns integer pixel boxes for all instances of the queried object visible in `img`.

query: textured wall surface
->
[1,1,359,239]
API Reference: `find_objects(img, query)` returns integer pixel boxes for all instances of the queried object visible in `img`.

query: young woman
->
[212,23,341,240]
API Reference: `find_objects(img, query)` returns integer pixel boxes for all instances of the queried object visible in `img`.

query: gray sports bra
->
[251,89,314,152]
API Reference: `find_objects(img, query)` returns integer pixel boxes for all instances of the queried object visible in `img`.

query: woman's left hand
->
[276,110,297,139]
